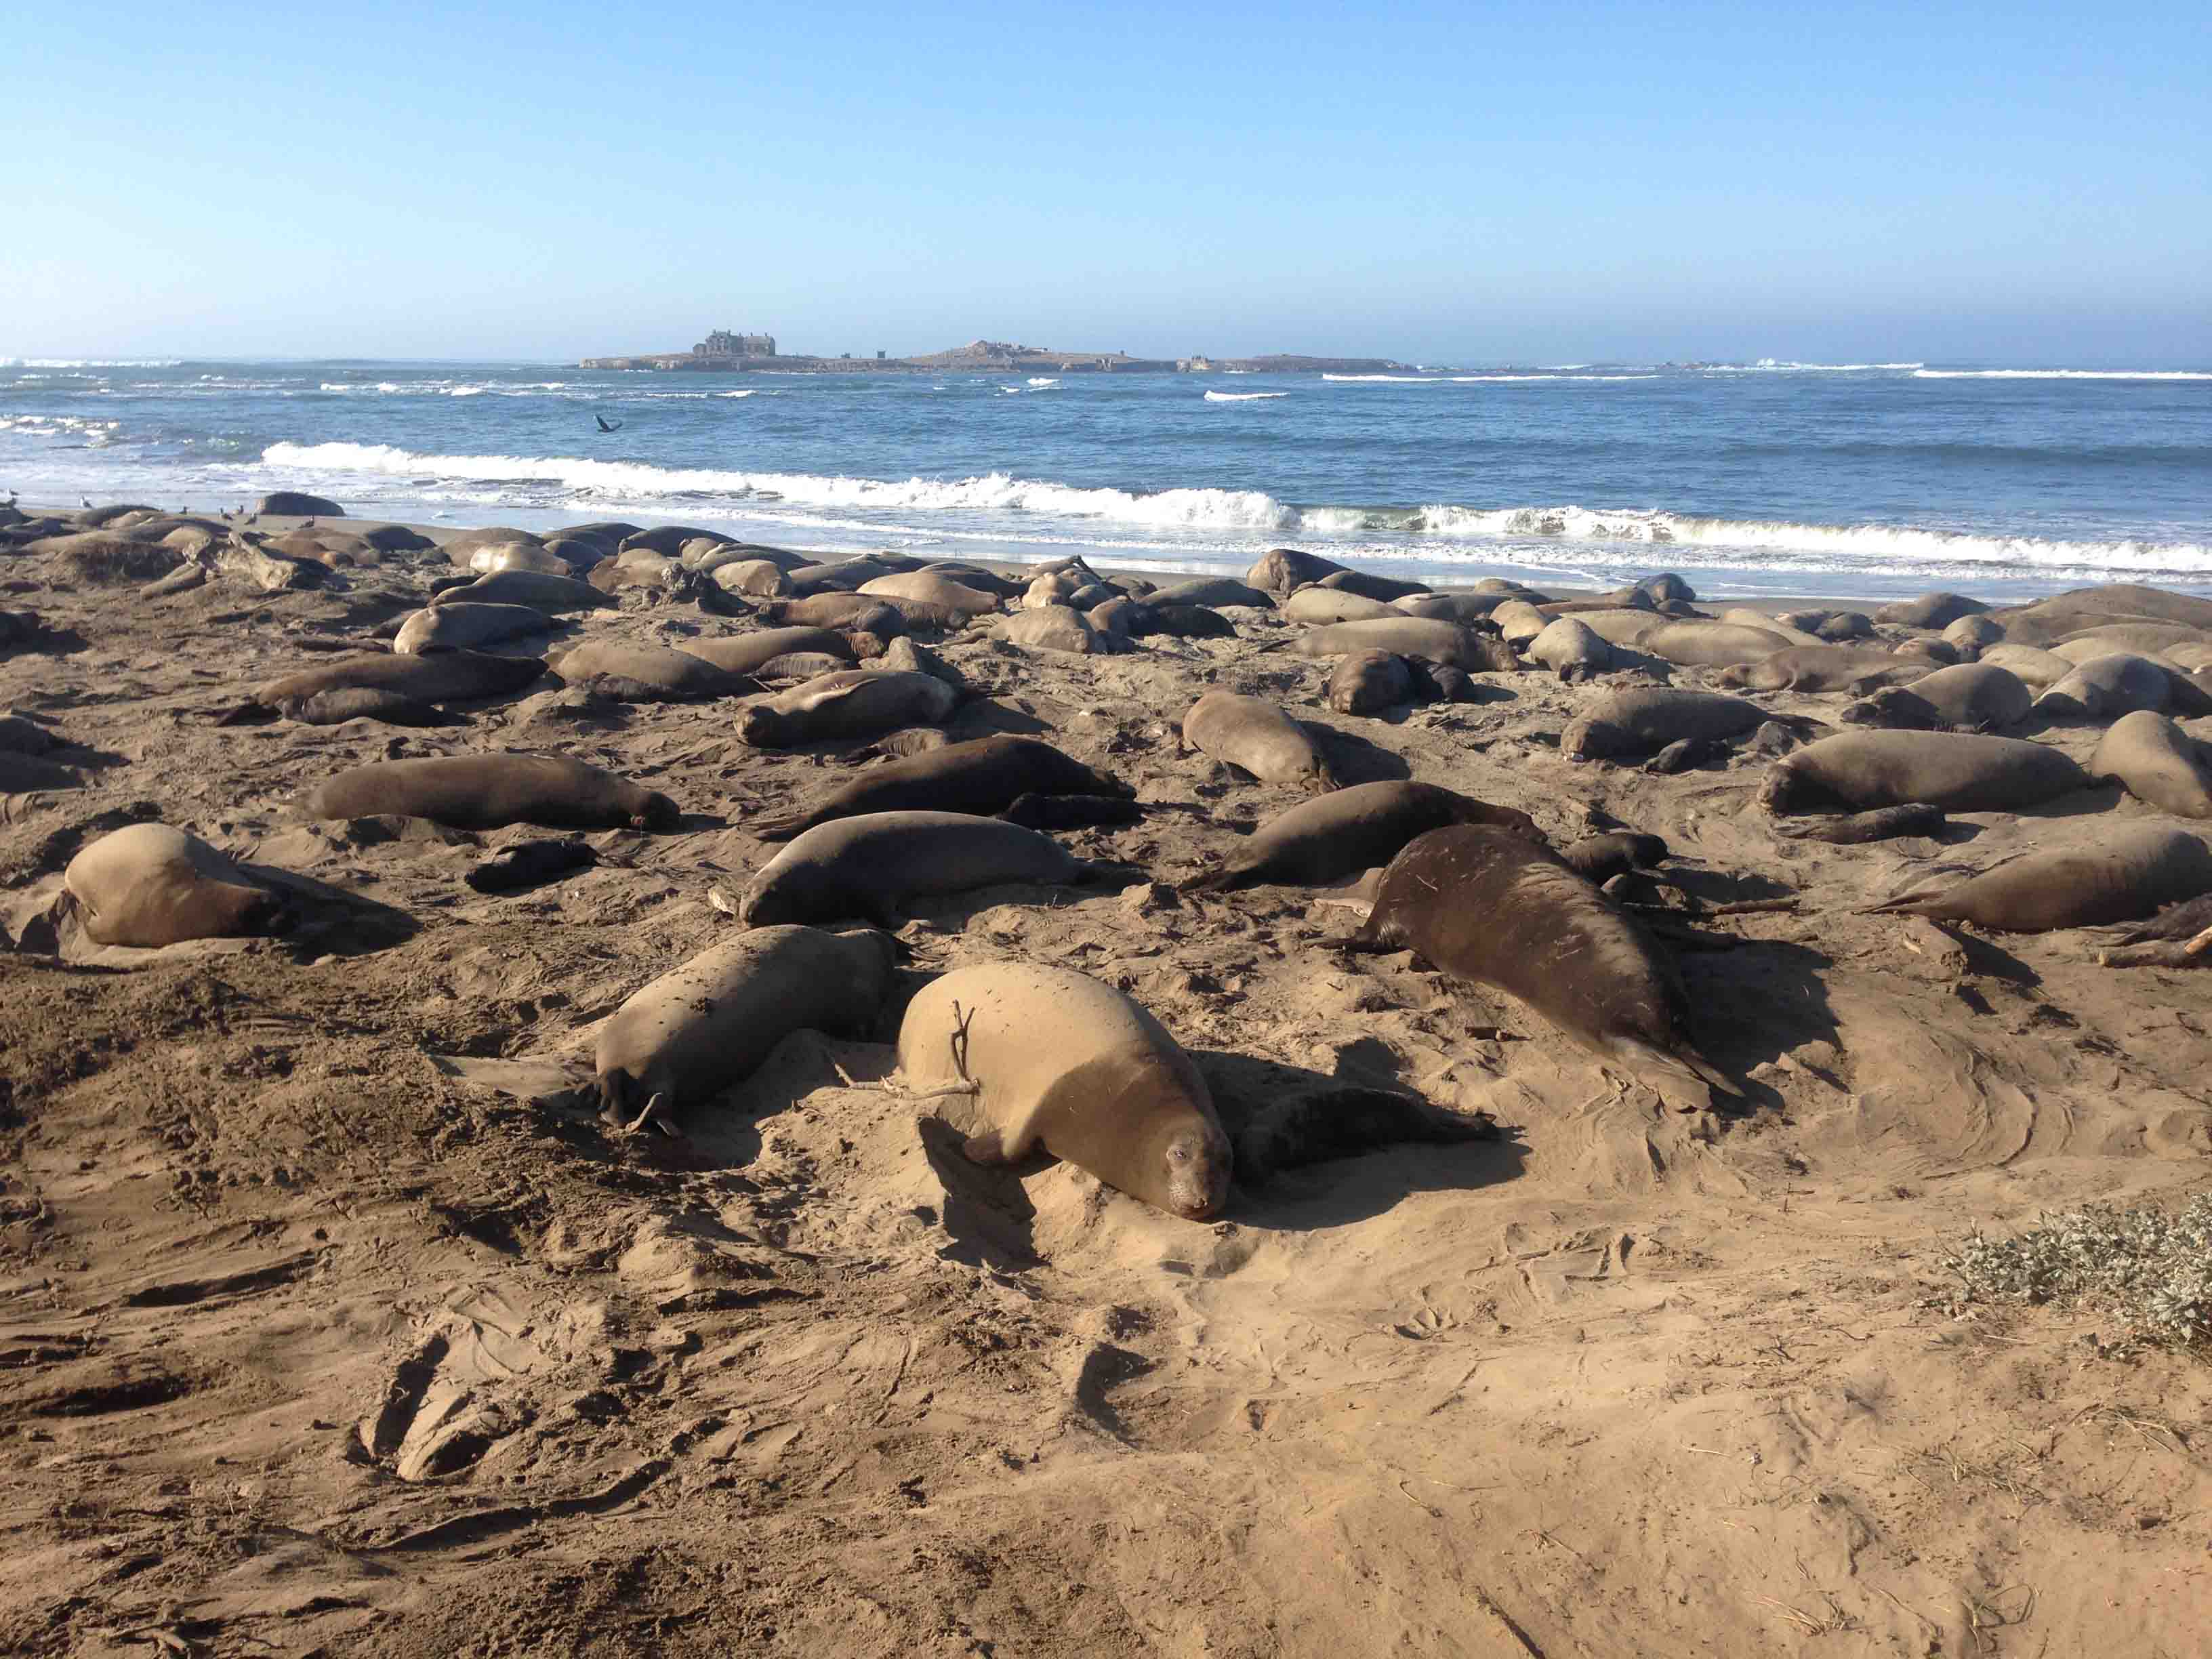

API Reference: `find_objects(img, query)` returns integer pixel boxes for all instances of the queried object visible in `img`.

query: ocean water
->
[3,356,2208,600]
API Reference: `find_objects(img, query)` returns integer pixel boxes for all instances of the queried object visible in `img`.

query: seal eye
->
[1168,1143,1190,1163]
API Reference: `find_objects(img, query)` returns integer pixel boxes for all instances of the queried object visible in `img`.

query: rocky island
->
[581,331,1406,375]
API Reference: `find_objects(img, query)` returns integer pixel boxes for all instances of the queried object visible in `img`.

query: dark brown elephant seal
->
[754,736,1129,840]
[1286,587,1399,624]
[1562,688,1770,760]
[64,824,286,947]
[2092,711,2212,818]
[1639,620,1793,667]
[1761,731,2089,814]
[1867,825,2212,931]
[676,627,856,675]
[897,963,1231,1219]
[739,670,956,747]
[1182,780,1540,893]
[1335,826,1736,1100]
[1841,663,2032,732]
[739,811,1090,925]
[303,754,678,831]
[0,752,83,792]
[1183,691,1338,792]
[1559,832,1669,885]
[1328,649,1413,712]
[594,925,898,1118]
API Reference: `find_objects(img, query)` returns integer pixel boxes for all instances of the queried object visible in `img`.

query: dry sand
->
[3,516,2210,1657]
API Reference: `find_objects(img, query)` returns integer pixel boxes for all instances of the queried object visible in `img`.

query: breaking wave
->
[1913,369,2212,381]
[251,441,2212,574]
[1204,390,1288,402]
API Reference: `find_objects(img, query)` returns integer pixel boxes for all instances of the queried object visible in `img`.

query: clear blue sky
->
[11,1,2209,364]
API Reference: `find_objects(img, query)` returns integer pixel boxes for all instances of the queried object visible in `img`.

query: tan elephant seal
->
[676,627,857,675]
[1327,649,1413,713]
[1866,825,2212,931]
[739,670,956,747]
[1562,687,1770,760]
[1840,663,2032,732]
[549,641,754,701]
[594,925,898,1118]
[738,811,1091,925]
[1330,825,1737,1101]
[2092,711,2212,818]
[1713,647,1921,693]
[1182,691,1338,792]
[302,754,678,831]
[394,602,554,655]
[64,824,287,947]
[897,962,1231,1219]
[1279,617,1517,673]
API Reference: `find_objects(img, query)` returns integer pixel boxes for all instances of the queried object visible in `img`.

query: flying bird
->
[595,415,623,433]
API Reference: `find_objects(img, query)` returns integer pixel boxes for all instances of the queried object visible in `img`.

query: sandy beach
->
[4,505,2211,1658]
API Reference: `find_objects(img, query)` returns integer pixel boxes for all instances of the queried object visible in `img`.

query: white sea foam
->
[1027,377,1060,388]
[2,357,180,369]
[1912,369,2212,381]
[1702,361,1924,373]
[257,441,1298,530]
[1322,372,1656,383]
[1204,390,1288,401]
[243,442,2212,576]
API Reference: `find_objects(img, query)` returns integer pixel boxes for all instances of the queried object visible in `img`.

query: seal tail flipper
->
[1176,863,1240,894]
[1858,889,1946,917]
[1615,1036,1743,1099]
[750,810,816,842]
[211,699,274,726]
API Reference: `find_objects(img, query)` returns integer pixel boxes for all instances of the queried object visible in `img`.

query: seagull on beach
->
[595,414,623,433]
[303,516,316,528]
[81,497,93,508]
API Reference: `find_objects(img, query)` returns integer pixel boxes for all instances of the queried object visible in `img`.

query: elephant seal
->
[2055,623,2209,659]
[241,651,547,720]
[857,573,1002,616]
[756,594,909,634]
[64,824,287,947]
[1713,647,1921,693]
[1151,577,1273,609]
[998,605,1103,654]
[1286,587,1399,624]
[896,962,1231,1219]
[1867,825,2212,931]
[1334,826,1737,1100]
[1181,780,1540,893]
[677,627,855,675]
[394,602,553,655]
[303,754,679,831]
[739,670,957,747]
[1328,650,1413,712]
[754,736,1129,840]
[1525,617,1613,681]
[435,569,615,614]
[468,542,573,576]
[1639,621,1794,667]
[1559,832,1669,886]
[739,811,1090,925]
[1942,615,2005,657]
[1246,548,1351,595]
[1841,663,2032,732]
[1318,569,1430,602]
[2032,653,2173,721]
[1562,687,1770,760]
[1393,592,1511,624]
[2092,711,2212,818]
[1978,643,2077,688]
[1183,692,1339,792]
[1279,618,1515,673]
[1136,603,1235,640]
[1761,731,2090,814]
[594,925,898,1118]
[1772,803,1947,843]
[999,793,1144,830]
[1876,592,1986,629]
[550,642,754,701]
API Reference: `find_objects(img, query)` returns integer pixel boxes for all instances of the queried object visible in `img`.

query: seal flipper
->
[961,1129,1012,1166]
[1611,1035,1742,1100]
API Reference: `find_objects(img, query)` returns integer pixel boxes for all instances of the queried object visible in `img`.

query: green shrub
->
[1940,1195,2212,1354]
